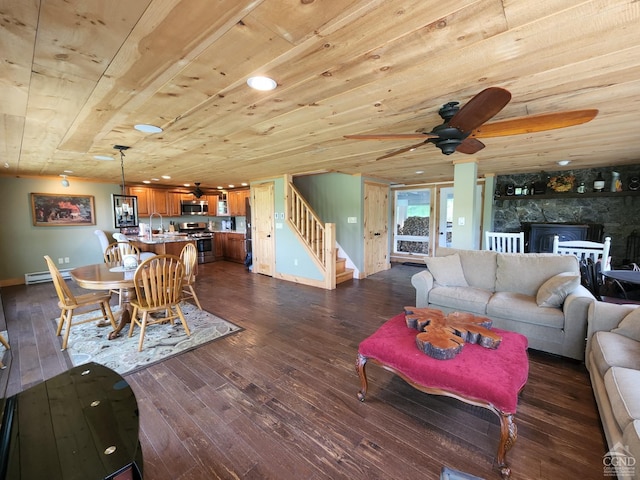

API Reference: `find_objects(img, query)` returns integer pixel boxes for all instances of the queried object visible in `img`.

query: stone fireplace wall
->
[492,164,640,266]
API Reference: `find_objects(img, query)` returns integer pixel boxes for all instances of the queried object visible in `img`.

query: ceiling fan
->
[344,87,598,160]
[190,182,205,198]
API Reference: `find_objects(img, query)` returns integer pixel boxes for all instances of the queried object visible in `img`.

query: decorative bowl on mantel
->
[547,174,575,192]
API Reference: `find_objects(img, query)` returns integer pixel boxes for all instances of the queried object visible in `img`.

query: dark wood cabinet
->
[214,232,246,263]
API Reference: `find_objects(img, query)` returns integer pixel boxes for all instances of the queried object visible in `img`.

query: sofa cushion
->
[428,286,491,314]
[604,367,640,432]
[612,308,640,342]
[487,292,565,329]
[536,272,581,307]
[425,254,468,287]
[590,331,640,378]
[437,247,497,291]
[495,253,579,297]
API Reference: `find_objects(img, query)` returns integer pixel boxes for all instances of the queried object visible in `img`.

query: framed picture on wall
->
[112,194,139,228]
[31,193,96,226]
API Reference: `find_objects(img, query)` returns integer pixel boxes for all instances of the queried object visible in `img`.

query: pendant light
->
[114,145,130,195]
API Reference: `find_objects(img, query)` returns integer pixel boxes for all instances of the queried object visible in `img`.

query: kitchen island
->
[128,234,196,257]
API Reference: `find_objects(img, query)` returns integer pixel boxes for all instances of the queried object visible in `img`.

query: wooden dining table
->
[69,263,136,340]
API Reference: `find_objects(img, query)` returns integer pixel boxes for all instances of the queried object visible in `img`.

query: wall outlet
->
[347,216,357,223]
[64,257,70,263]
[457,217,465,226]
[58,258,64,264]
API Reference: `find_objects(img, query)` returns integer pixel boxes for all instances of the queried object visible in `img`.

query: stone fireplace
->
[492,165,640,266]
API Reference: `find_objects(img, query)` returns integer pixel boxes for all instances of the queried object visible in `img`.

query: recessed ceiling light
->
[94,155,114,161]
[142,180,151,184]
[217,185,223,189]
[241,182,248,186]
[415,170,424,174]
[183,183,191,187]
[151,178,160,182]
[63,170,73,174]
[161,175,171,179]
[557,160,571,166]
[134,124,163,134]
[228,184,235,188]
[247,76,277,91]
[3,162,9,169]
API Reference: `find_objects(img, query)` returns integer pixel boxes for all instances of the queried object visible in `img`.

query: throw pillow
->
[424,254,469,287]
[612,308,640,342]
[535,272,581,307]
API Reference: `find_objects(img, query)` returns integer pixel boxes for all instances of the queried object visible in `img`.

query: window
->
[394,189,430,255]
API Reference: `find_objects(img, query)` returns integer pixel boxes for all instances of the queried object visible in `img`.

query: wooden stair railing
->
[284,177,336,289]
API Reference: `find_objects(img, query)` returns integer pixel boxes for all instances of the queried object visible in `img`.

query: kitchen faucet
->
[149,212,163,239]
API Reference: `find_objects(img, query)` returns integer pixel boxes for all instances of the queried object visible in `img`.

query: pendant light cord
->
[119,149,126,195]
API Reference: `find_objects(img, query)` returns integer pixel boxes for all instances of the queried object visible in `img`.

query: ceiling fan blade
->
[448,87,512,133]
[376,141,429,160]
[456,138,485,154]
[470,109,598,138]
[345,133,437,140]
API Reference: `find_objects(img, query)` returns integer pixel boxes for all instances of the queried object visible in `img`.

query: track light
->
[60,174,70,187]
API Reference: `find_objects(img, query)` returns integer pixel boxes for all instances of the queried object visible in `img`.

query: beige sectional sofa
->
[586,300,640,478]
[410,247,595,360]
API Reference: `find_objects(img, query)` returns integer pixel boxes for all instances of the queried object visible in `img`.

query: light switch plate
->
[347,216,357,223]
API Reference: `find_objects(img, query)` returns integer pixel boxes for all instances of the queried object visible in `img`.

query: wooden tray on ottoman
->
[356,313,529,479]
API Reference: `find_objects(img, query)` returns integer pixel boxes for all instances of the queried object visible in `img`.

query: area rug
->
[56,303,242,376]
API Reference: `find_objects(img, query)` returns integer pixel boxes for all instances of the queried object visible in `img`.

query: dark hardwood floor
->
[1,262,606,479]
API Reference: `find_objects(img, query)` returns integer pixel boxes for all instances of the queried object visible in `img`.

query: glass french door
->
[393,189,430,256]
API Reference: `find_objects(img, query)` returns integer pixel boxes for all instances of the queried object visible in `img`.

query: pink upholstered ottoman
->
[356,312,529,479]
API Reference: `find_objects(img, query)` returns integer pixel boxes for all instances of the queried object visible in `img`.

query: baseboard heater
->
[24,268,72,285]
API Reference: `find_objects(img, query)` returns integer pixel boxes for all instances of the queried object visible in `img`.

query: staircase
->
[285,176,354,289]
[336,253,354,284]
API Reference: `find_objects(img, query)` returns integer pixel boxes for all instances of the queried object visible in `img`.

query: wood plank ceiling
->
[1,0,640,189]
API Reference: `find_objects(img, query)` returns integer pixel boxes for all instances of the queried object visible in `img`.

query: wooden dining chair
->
[44,255,116,351]
[103,242,141,267]
[179,243,202,310]
[128,254,191,351]
[104,242,141,306]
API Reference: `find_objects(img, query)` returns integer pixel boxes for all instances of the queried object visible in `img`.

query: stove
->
[178,222,214,263]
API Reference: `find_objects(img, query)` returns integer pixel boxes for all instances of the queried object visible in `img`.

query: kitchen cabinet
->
[127,186,151,216]
[205,194,219,213]
[149,188,169,215]
[228,189,250,216]
[214,233,225,261]
[226,233,246,263]
[214,232,246,263]
[167,192,184,216]
[127,186,170,216]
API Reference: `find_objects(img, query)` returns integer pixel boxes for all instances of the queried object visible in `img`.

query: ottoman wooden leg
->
[355,353,368,402]
[497,412,517,479]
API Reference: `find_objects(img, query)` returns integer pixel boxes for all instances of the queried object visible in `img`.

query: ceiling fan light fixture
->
[247,76,277,91]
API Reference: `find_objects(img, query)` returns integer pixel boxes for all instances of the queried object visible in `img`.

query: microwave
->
[181,199,208,216]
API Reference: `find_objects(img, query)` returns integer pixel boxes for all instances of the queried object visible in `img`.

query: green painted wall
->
[0,176,121,283]
[294,173,365,271]
[251,178,323,281]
